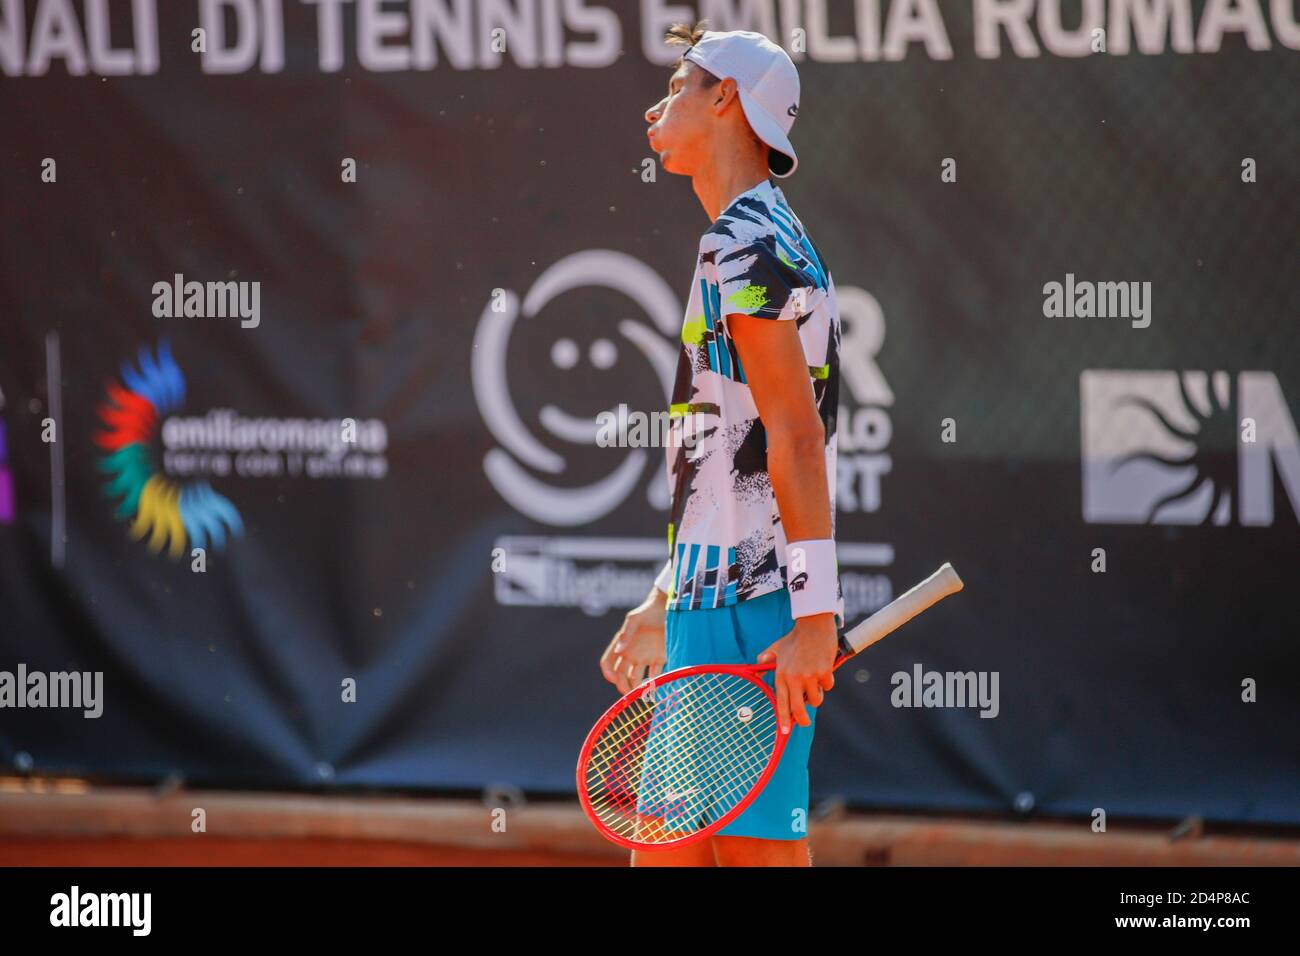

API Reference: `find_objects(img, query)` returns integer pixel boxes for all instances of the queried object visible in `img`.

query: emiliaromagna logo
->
[96,341,243,558]
[96,341,390,560]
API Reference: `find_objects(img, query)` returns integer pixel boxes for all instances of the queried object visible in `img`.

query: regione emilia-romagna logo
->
[472,250,680,528]
[97,341,389,559]
[1081,370,1300,526]
[97,341,243,557]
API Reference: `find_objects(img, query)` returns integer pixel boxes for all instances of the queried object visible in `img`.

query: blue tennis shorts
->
[663,585,817,841]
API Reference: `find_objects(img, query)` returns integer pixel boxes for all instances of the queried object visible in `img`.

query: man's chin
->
[658,152,690,176]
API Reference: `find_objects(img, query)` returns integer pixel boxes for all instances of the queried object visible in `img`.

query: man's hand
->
[600,588,668,695]
[756,612,839,734]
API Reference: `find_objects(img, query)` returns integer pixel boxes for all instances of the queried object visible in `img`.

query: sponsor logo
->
[97,341,244,558]
[97,341,390,559]
[1081,370,1299,526]
[473,250,680,527]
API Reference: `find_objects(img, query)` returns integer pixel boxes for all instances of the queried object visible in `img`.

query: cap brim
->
[737,88,798,178]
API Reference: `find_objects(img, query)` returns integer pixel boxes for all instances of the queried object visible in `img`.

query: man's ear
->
[714,78,738,111]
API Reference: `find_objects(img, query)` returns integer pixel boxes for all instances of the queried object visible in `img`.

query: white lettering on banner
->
[198,0,283,74]
[300,0,624,72]
[159,410,390,480]
[1239,372,1300,526]
[836,285,893,516]
[2,0,159,76]
[2,0,1295,76]
[490,535,895,619]
[974,0,1297,57]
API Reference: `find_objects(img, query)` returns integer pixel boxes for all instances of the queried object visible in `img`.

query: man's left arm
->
[727,312,838,735]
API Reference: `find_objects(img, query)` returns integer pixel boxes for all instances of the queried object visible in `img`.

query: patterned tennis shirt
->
[655,177,843,624]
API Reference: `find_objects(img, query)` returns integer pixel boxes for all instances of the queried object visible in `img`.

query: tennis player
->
[599,22,843,867]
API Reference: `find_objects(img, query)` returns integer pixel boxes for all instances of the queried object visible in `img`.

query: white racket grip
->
[841,563,964,657]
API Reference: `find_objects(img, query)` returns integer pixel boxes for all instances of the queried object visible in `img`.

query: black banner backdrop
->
[1,2,1297,824]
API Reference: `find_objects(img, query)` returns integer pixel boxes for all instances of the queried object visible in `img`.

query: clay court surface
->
[0,837,615,867]
[2,780,1297,866]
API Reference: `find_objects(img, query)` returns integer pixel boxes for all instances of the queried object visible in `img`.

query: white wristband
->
[653,557,674,594]
[784,538,839,620]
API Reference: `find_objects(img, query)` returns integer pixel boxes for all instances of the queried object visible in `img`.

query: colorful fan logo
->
[96,341,243,558]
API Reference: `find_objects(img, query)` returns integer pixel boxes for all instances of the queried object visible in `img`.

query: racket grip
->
[839,563,964,657]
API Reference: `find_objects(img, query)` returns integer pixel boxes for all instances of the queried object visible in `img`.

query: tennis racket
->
[576,562,964,850]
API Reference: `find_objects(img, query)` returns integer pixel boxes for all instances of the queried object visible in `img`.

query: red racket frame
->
[575,659,832,852]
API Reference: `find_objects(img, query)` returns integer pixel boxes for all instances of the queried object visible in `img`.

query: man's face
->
[645,60,717,176]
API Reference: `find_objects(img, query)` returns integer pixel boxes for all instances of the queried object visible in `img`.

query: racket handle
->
[835,563,964,661]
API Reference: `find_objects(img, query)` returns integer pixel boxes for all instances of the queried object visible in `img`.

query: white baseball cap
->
[683,30,801,178]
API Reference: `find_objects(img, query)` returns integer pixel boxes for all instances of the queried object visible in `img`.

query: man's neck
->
[692,151,772,223]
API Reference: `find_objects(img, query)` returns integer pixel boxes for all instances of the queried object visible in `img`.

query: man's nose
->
[645,100,663,124]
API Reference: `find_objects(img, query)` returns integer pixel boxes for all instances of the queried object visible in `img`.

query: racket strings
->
[590,680,771,816]
[585,681,767,788]
[626,681,769,837]
[585,678,771,804]
[583,671,780,844]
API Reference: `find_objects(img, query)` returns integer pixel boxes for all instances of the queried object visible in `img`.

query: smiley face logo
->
[472,250,682,525]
